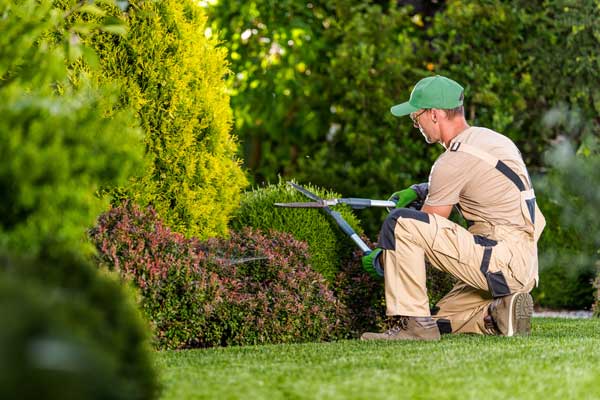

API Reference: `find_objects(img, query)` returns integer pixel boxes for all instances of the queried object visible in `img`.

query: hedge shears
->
[275,182,395,254]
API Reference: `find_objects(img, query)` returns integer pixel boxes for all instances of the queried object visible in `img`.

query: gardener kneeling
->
[361,76,545,341]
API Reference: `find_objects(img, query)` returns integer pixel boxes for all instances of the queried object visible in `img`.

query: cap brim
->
[390,102,419,117]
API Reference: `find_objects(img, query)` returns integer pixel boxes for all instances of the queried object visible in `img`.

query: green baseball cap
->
[390,75,464,117]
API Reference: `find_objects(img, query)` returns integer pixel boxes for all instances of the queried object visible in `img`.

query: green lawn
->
[156,318,600,400]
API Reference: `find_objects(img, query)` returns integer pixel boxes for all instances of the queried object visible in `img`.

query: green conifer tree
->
[61,0,248,239]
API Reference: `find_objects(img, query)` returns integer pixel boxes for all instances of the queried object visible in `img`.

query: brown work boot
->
[488,292,534,336]
[360,316,441,341]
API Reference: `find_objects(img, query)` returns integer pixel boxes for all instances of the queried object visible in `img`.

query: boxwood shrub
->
[230,180,364,281]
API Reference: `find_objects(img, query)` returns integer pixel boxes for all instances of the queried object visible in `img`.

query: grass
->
[156,318,600,400]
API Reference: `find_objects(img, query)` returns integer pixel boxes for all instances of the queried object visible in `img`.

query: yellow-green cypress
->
[62,0,248,239]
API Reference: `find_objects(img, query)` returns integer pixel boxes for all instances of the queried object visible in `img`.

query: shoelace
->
[385,317,409,335]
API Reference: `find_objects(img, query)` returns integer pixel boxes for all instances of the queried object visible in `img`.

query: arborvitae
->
[61,0,248,239]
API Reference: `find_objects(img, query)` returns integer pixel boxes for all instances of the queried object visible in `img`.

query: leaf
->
[78,4,107,16]
[81,45,100,70]
[101,24,127,35]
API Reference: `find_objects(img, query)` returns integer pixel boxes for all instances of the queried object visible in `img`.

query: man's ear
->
[431,108,449,123]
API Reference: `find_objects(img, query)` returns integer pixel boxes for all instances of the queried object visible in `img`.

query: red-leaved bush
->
[89,203,349,349]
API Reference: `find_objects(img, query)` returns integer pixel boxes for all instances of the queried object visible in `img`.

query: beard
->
[420,127,435,144]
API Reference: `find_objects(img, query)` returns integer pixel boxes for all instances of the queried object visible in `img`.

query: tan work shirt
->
[425,126,532,235]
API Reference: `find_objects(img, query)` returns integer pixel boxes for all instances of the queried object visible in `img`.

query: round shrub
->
[0,256,158,400]
[90,203,349,349]
[230,180,364,281]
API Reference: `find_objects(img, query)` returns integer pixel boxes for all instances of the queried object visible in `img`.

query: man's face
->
[410,109,438,144]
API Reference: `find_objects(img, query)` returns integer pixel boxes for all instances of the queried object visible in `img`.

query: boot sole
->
[508,292,534,336]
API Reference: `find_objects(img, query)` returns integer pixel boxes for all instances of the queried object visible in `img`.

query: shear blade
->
[287,181,323,201]
[274,202,326,208]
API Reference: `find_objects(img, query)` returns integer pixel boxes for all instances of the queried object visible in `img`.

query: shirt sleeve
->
[424,153,472,207]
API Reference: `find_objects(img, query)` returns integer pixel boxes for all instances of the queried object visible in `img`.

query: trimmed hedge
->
[230,180,364,281]
[232,180,454,315]
[91,203,349,349]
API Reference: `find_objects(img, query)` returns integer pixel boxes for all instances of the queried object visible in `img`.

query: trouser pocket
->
[485,270,511,298]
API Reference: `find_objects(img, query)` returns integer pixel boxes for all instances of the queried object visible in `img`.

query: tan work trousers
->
[378,208,536,335]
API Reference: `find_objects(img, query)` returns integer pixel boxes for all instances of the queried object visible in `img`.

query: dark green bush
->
[537,136,600,314]
[207,1,433,236]
[0,255,158,400]
[532,189,596,310]
[91,203,349,348]
[334,247,385,337]
[532,261,595,310]
[230,180,364,281]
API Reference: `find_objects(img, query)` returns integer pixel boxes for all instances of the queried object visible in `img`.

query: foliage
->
[210,0,600,268]
[0,256,158,400]
[334,245,385,336]
[0,2,158,397]
[430,0,600,167]
[530,0,600,137]
[427,265,457,308]
[532,191,596,310]
[538,136,600,314]
[207,0,433,235]
[0,0,144,260]
[59,0,248,240]
[230,180,365,281]
[90,203,349,349]
[532,261,595,310]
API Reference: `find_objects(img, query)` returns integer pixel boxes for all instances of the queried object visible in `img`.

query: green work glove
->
[361,248,384,278]
[389,183,429,209]
[389,188,418,208]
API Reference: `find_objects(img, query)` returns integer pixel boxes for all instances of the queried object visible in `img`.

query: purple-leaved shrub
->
[90,203,349,349]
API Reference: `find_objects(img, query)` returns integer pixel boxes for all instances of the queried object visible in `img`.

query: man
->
[361,75,545,341]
